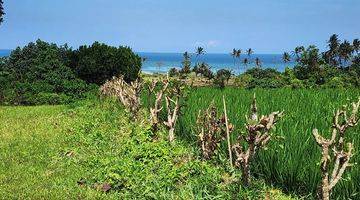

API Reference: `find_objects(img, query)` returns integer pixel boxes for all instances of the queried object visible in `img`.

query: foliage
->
[71,42,141,85]
[179,52,192,76]
[0,0,4,25]
[237,68,286,89]
[213,69,232,89]
[0,98,295,199]
[168,67,179,77]
[0,40,93,105]
[193,62,214,79]
[178,87,360,199]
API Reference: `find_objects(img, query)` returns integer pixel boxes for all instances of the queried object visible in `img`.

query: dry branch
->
[149,78,169,130]
[196,102,233,160]
[232,94,283,186]
[100,76,142,118]
[312,98,359,200]
[164,94,180,142]
[223,95,233,168]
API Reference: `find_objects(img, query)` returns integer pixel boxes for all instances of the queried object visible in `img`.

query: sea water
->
[1,50,295,74]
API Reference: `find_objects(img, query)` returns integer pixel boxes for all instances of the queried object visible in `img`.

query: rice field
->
[176,88,360,199]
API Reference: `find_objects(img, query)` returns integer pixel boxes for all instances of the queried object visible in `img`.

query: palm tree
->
[338,40,354,66]
[243,58,249,71]
[181,51,191,74]
[231,48,237,68]
[246,48,253,57]
[325,34,340,66]
[328,34,340,52]
[246,48,253,69]
[293,46,305,62]
[236,49,242,73]
[282,52,291,63]
[353,39,360,54]
[196,46,205,64]
[0,0,4,25]
[255,57,261,68]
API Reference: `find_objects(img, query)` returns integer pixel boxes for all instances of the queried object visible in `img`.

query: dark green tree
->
[353,39,360,54]
[325,34,340,65]
[180,51,191,75]
[246,48,253,58]
[0,0,4,25]
[282,52,291,63]
[231,48,237,68]
[338,40,354,67]
[243,58,249,66]
[196,46,205,64]
[2,40,90,105]
[72,42,141,84]
[255,57,261,68]
[213,69,232,88]
[293,46,305,62]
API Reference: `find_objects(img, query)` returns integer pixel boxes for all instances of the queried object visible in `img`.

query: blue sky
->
[0,0,359,53]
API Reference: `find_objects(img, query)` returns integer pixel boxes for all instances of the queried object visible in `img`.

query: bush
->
[72,42,142,85]
[213,69,232,89]
[168,67,179,77]
[0,40,92,105]
[234,74,253,88]
[323,77,345,88]
[238,68,285,89]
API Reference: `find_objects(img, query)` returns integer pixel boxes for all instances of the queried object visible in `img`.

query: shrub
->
[213,69,232,89]
[72,42,142,85]
[234,74,253,88]
[323,77,344,88]
[168,68,179,77]
[238,68,285,89]
[1,40,91,105]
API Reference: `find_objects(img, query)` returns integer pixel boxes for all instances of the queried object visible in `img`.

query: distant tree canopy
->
[71,42,142,85]
[0,0,4,25]
[0,40,142,105]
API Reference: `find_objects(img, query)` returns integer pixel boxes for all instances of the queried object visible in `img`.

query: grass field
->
[0,104,113,199]
[0,99,295,199]
[176,88,360,199]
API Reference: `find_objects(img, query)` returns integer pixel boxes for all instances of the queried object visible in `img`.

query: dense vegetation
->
[71,42,141,85]
[0,40,141,105]
[0,98,294,199]
[171,35,359,89]
[1,34,360,199]
[175,88,360,199]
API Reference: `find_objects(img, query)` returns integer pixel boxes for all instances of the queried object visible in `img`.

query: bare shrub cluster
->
[100,76,142,118]
[196,102,232,160]
[312,98,360,200]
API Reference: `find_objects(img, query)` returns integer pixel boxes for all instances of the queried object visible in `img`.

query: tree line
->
[168,34,359,89]
[0,40,141,105]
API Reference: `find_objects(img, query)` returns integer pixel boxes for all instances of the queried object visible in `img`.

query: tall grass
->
[177,87,360,199]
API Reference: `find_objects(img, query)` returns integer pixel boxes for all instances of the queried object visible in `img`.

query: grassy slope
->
[0,99,294,199]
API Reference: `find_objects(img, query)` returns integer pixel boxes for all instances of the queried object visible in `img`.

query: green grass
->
[0,99,294,199]
[177,87,360,199]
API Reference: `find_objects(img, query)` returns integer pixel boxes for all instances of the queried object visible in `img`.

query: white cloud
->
[194,40,220,48]
[207,40,219,47]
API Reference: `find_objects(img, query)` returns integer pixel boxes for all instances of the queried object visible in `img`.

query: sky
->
[0,0,359,53]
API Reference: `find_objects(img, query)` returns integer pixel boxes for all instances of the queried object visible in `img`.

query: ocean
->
[138,52,295,74]
[0,50,295,74]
